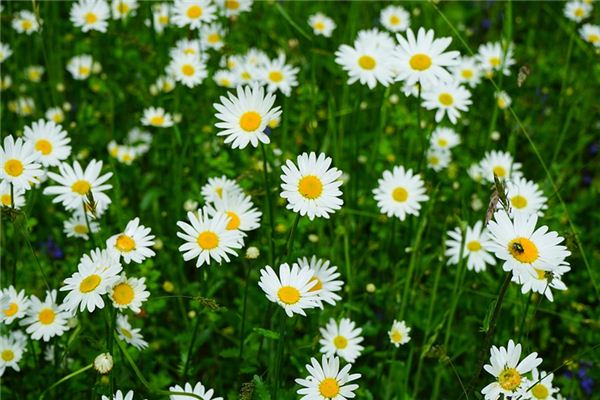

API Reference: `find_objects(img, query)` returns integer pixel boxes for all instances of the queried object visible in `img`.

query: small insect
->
[84,191,98,219]
[485,174,511,224]
[512,242,525,254]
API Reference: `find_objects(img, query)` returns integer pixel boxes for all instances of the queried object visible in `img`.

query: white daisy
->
[579,23,600,47]
[67,54,95,80]
[296,256,343,307]
[201,175,242,203]
[12,10,40,35]
[205,191,261,233]
[496,90,512,109]
[421,81,472,124]
[1,286,30,324]
[22,290,70,342]
[452,56,482,88]
[0,181,26,209]
[280,152,344,220]
[564,1,592,22]
[101,390,135,400]
[23,119,72,167]
[116,314,148,350]
[445,221,496,273]
[168,53,207,88]
[109,274,149,313]
[478,150,522,183]
[389,319,411,347]
[257,263,320,317]
[380,5,410,32]
[168,381,223,400]
[152,3,171,34]
[258,54,299,97]
[106,217,156,264]
[200,22,226,50]
[111,0,138,20]
[426,148,451,172]
[513,263,570,303]
[243,48,269,67]
[0,43,12,63]
[0,334,26,376]
[45,107,65,124]
[213,84,281,149]
[231,62,258,86]
[213,69,236,88]
[154,75,176,93]
[429,126,461,151]
[172,0,216,29]
[319,318,364,363]
[356,28,396,49]
[0,135,43,191]
[63,212,100,240]
[307,12,336,37]
[506,177,548,217]
[373,165,429,221]
[215,0,252,17]
[335,36,396,89]
[476,42,515,77]
[296,355,361,400]
[141,107,174,128]
[25,66,44,83]
[70,0,111,33]
[519,368,560,400]
[9,97,36,117]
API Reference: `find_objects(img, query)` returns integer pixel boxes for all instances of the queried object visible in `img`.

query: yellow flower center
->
[438,138,448,147]
[314,21,325,31]
[52,114,64,123]
[489,57,501,67]
[588,34,599,43]
[493,166,506,177]
[239,111,262,132]
[277,285,300,304]
[319,377,340,398]
[575,8,584,17]
[1,350,15,362]
[1,194,12,207]
[159,15,169,24]
[241,71,251,80]
[358,55,376,70]
[438,93,454,106]
[35,139,53,155]
[113,283,135,305]
[74,224,89,234]
[22,20,33,30]
[409,53,432,71]
[28,70,41,81]
[219,78,231,87]
[182,64,195,76]
[535,268,546,280]
[498,98,506,108]
[308,276,322,292]
[187,5,202,19]
[150,115,165,126]
[116,234,136,252]
[71,180,91,195]
[532,383,549,399]
[79,274,101,293]
[461,69,474,79]
[120,327,133,339]
[79,66,91,76]
[390,15,400,25]
[207,33,220,44]
[498,367,521,391]
[429,156,440,166]
[117,2,129,14]
[298,175,323,200]
[4,159,24,177]
[467,240,482,252]
[392,187,408,202]
[225,0,240,10]
[269,71,283,83]
[508,237,539,264]
[38,308,56,325]
[226,211,241,230]
[511,195,528,209]
[85,12,98,24]
[3,302,18,317]
[197,231,219,250]
[333,335,348,349]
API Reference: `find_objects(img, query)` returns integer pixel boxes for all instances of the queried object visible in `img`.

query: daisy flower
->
[373,165,429,221]
[213,84,281,149]
[0,43,12,63]
[169,381,223,400]
[63,212,100,240]
[478,150,522,183]
[445,221,496,273]
[215,0,252,17]
[60,248,122,313]
[152,3,171,33]
[0,334,26,376]
[356,28,396,49]
[389,320,411,347]
[335,37,396,89]
[176,209,244,268]
[481,339,542,400]
[319,318,364,363]
[380,5,410,32]
[395,27,460,87]
[109,274,150,313]
[154,75,176,93]
[25,66,44,83]
[257,263,320,317]
[116,314,148,350]
[296,355,361,400]
[172,0,216,29]
[0,181,26,209]
[70,0,111,33]
[452,56,482,88]
[141,107,174,128]
[514,263,570,302]
[429,126,461,151]
[296,256,343,307]
[22,290,70,342]
[12,10,40,35]
[43,159,113,211]
[23,119,72,167]
[200,22,226,50]
[0,135,43,191]
[564,1,592,22]
[231,62,258,86]
[1,286,30,324]
[101,390,134,400]
[171,38,208,58]
[106,217,156,264]
[111,0,138,20]
[496,90,512,109]
[421,81,472,124]
[580,23,600,47]
[9,97,36,117]
[258,54,299,96]
[205,191,262,232]
[519,368,560,400]
[307,12,336,37]
[201,175,242,203]
[486,210,571,280]
[506,177,548,217]
[426,148,451,172]
[213,69,236,88]
[168,53,207,88]
[45,107,65,124]
[280,152,344,220]
[67,55,94,80]
[476,42,515,77]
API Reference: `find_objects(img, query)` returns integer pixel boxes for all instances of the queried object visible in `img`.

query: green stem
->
[82,200,96,248]
[384,348,398,400]
[271,310,287,399]
[282,213,301,263]
[260,143,275,267]
[238,264,251,361]
[10,182,15,209]
[39,363,93,400]
[183,313,201,379]
[516,291,533,343]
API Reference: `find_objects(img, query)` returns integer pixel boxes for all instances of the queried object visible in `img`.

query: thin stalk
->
[10,182,15,209]
[39,363,94,400]
[260,143,275,266]
[384,348,398,400]
[82,200,96,248]
[238,264,252,361]
[516,291,534,343]
[183,313,201,379]
[281,213,301,263]
[271,310,287,399]
[18,218,51,294]
[343,228,352,315]
[442,228,468,349]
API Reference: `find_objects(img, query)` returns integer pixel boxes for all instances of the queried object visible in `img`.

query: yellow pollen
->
[121,327,133,339]
[308,276,322,292]
[314,21,325,31]
[391,330,402,343]
[390,15,400,25]
[79,274,101,293]
[532,383,549,399]
[429,156,440,165]
[498,98,506,108]
[117,2,129,14]
[277,286,300,305]
[508,237,539,264]
[226,211,241,230]
[197,231,219,250]
[225,0,240,10]
[112,283,135,305]
[535,268,547,280]
[319,377,340,398]
[575,8,584,17]
[461,69,474,79]
[438,138,448,147]
[38,308,56,325]
[85,12,98,24]
[187,5,203,19]
[181,64,195,76]
[35,139,53,155]
[241,71,251,80]
[269,71,283,82]
[333,335,348,349]
[489,57,501,67]
[21,20,33,30]
[150,115,165,126]
[493,166,506,177]
[116,234,136,252]
[588,34,599,43]
[498,367,521,391]
[74,224,89,234]
[438,93,454,106]
[215,187,223,198]
[219,78,231,87]
[1,350,15,362]
[467,240,482,252]
[298,175,323,200]
[4,302,18,317]
[1,194,12,207]
[4,159,24,177]
[71,180,91,195]
[79,66,90,76]
[52,114,64,123]
[358,55,376,70]
[392,187,408,202]
[159,15,169,24]
[511,195,528,209]
[409,53,432,71]
[207,33,220,44]
[239,111,262,132]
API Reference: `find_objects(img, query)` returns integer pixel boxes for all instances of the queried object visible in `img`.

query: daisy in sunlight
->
[141,107,174,128]
[70,0,110,32]
[106,218,156,264]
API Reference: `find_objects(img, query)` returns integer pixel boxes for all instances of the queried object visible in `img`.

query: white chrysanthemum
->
[101,390,134,400]
[12,10,40,35]
[63,212,100,240]
[70,0,110,33]
[45,107,65,124]
[1,286,30,324]
[168,53,207,88]
[8,97,36,116]
[0,42,13,63]
[110,274,150,313]
[25,65,44,83]
[496,90,512,109]
[0,334,26,376]
[116,314,148,350]
[107,217,156,264]
[395,27,460,87]
[61,249,122,313]
[169,381,223,400]
[388,319,411,347]
[280,152,344,220]
[258,54,299,96]
[172,0,216,29]
[445,221,496,273]
[111,0,138,20]
[319,318,364,363]
[422,81,472,124]
[177,209,244,267]
[296,256,343,307]
[296,355,361,400]
[452,56,482,88]
[213,84,281,149]
[0,135,43,191]
[564,1,592,22]
[380,5,410,32]
[67,54,94,80]
[506,177,548,217]
[243,48,269,67]
[517,368,560,400]
[307,12,336,37]
[481,340,542,400]
[201,175,242,203]
[335,36,396,89]
[205,191,261,233]
[231,62,258,86]
[0,181,26,209]
[426,148,451,172]
[213,69,236,88]
[22,290,70,342]
[200,22,225,50]
[44,159,113,211]
[579,23,600,47]
[141,107,174,128]
[478,150,522,183]
[215,0,252,17]
[258,263,320,317]
[476,42,515,77]
[373,165,429,221]
[513,263,569,303]
[154,75,176,93]
[23,119,72,167]
[430,126,461,151]
[152,3,171,34]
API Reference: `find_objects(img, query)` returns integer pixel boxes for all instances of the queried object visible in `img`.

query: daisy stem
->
[270,310,287,399]
[182,311,201,379]
[442,227,467,350]
[516,291,533,343]
[38,363,93,400]
[82,200,97,248]
[282,213,301,262]
[259,143,275,267]
[17,217,51,294]
[10,182,15,209]
[384,347,398,400]
[238,262,251,362]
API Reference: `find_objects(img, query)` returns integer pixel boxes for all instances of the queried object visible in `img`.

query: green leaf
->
[252,327,280,340]
[252,375,271,400]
